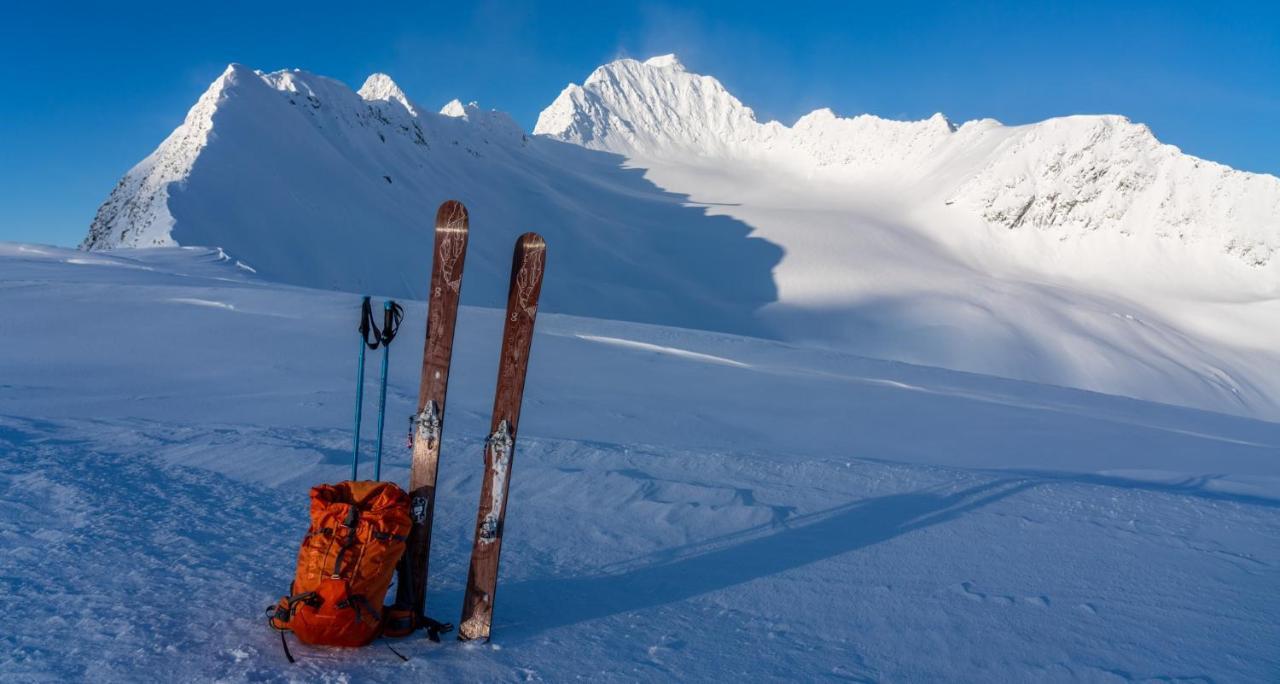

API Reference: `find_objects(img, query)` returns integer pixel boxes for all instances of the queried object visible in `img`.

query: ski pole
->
[353,296,379,480]
[373,300,404,481]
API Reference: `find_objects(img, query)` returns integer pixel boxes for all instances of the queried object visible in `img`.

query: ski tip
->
[517,232,545,251]
[436,200,469,231]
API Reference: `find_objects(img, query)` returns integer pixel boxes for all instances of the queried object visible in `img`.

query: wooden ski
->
[458,232,546,641]
[395,200,469,634]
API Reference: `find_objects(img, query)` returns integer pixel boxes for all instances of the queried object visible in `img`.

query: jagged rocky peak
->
[358,73,418,115]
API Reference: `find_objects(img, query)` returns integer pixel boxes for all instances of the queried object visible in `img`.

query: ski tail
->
[458,231,546,642]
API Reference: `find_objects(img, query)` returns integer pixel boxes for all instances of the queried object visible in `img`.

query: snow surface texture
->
[82,58,1280,422]
[2,245,1277,681]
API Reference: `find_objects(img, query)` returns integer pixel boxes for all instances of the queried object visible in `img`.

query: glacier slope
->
[1,244,1278,681]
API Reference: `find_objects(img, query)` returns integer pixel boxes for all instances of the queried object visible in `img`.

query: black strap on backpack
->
[279,631,296,664]
[267,592,320,664]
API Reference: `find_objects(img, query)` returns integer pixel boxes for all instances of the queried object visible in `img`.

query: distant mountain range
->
[81,55,1280,419]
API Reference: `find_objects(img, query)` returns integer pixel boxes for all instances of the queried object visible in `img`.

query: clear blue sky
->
[2,0,1277,246]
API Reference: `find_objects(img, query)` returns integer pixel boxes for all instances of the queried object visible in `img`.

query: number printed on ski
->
[394,200,469,629]
[458,232,546,642]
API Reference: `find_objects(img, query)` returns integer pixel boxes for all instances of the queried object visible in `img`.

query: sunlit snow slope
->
[2,245,1277,681]
[82,58,1280,419]
[536,55,1280,419]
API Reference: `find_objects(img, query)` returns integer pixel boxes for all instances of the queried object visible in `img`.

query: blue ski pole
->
[373,300,404,481]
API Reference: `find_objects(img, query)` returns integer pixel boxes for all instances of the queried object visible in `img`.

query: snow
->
[439,99,467,118]
[42,53,1280,677]
[77,58,1280,424]
[358,73,419,116]
[1,243,1278,681]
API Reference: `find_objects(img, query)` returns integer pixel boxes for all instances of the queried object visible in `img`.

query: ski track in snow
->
[1,246,1278,681]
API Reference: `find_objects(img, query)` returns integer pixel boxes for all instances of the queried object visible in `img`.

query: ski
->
[458,232,546,642]
[394,199,469,635]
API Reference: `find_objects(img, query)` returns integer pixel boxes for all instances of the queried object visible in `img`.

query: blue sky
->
[2,1,1277,246]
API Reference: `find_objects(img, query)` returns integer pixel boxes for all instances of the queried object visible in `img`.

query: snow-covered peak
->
[536,54,765,158]
[358,73,418,115]
[536,54,972,167]
[436,99,523,140]
[536,55,1280,272]
[79,60,1280,421]
[440,99,467,118]
[83,64,531,250]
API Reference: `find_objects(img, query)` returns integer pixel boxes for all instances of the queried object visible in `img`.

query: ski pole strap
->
[359,296,382,350]
[380,301,404,346]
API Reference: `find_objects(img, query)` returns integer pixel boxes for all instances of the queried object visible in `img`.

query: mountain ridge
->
[536,56,1280,276]
[75,56,1280,420]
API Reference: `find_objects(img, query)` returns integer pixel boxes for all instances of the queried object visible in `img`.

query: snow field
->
[1,245,1277,681]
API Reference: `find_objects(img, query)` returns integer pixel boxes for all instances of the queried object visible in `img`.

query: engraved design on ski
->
[437,217,466,293]
[478,420,513,544]
[513,248,543,319]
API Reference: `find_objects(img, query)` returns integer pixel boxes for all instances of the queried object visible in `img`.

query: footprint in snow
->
[954,581,1024,606]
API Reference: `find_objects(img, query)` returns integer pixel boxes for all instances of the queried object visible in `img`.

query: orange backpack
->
[268,481,411,655]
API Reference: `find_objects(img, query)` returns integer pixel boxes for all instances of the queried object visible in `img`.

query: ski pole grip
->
[383,300,395,341]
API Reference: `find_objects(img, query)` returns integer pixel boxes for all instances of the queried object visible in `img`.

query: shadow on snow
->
[494,478,1037,638]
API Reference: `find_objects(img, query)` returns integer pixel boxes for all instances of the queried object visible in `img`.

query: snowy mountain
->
[81,58,1280,420]
[83,64,777,335]
[12,55,1280,681]
[536,55,1280,284]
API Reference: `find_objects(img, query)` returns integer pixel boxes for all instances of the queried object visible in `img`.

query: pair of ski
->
[394,200,546,643]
